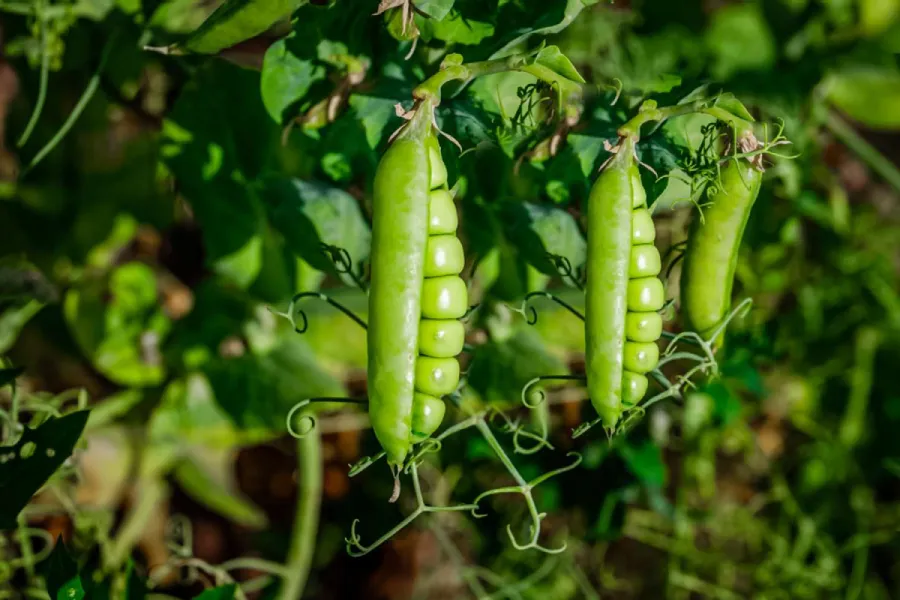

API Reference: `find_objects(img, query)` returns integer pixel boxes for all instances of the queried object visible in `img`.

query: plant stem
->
[822,109,900,192]
[617,102,753,140]
[277,429,323,600]
[106,478,167,570]
[839,327,880,448]
[22,33,117,176]
[413,53,581,109]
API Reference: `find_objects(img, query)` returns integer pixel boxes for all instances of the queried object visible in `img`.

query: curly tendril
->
[270,292,368,334]
[486,408,554,455]
[320,243,368,291]
[545,253,584,290]
[577,298,756,439]
[470,449,582,554]
[286,397,368,439]
[520,375,585,409]
[518,291,585,326]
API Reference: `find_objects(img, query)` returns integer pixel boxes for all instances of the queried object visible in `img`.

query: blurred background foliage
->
[1,0,900,598]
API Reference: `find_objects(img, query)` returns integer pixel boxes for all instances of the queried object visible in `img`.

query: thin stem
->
[17,0,49,147]
[413,53,581,106]
[105,478,167,570]
[16,515,36,578]
[520,291,585,325]
[276,429,323,600]
[617,102,753,140]
[219,558,289,578]
[475,420,526,488]
[23,33,117,175]
[822,109,900,192]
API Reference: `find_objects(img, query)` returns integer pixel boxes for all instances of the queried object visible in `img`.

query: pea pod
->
[177,0,305,55]
[680,148,762,341]
[585,141,664,428]
[368,103,466,466]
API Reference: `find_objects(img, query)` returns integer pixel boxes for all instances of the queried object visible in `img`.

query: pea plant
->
[2,0,899,598]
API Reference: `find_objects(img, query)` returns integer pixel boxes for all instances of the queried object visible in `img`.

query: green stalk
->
[412,53,582,111]
[839,327,880,448]
[822,109,900,193]
[277,429,322,600]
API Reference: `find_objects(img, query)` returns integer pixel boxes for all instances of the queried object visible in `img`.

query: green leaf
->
[619,440,666,488]
[0,300,46,355]
[705,3,776,80]
[64,263,169,387]
[173,446,268,528]
[261,35,326,124]
[500,202,586,281]
[825,68,900,130]
[703,380,743,427]
[417,0,455,20]
[0,411,89,529]
[261,178,371,287]
[467,323,567,407]
[179,0,304,55]
[163,61,276,287]
[195,584,238,600]
[713,92,755,123]
[0,367,25,389]
[487,0,589,60]
[150,373,273,448]
[533,45,585,84]
[348,79,412,149]
[205,335,344,434]
[419,10,495,45]
[436,97,498,150]
[40,538,84,600]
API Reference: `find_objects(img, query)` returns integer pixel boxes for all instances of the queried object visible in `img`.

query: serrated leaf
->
[0,411,89,529]
[533,45,585,84]
[261,178,371,286]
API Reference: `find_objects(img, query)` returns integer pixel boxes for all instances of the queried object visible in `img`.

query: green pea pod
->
[368,103,466,466]
[178,0,306,55]
[680,155,762,341]
[585,141,664,428]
